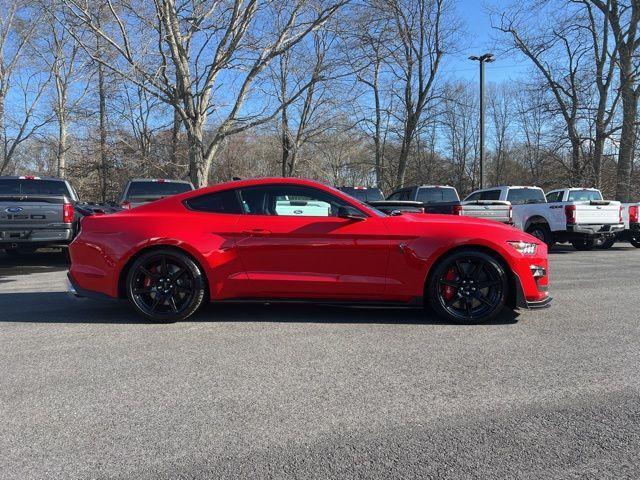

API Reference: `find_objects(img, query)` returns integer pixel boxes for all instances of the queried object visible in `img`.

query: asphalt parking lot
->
[1,246,639,479]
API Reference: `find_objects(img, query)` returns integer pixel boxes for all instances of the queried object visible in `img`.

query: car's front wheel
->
[427,250,508,324]
[630,235,640,248]
[126,249,206,322]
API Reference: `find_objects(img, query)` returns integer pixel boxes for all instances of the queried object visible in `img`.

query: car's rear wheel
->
[126,249,206,322]
[427,250,508,324]
[571,238,595,251]
[526,223,553,247]
[630,235,640,248]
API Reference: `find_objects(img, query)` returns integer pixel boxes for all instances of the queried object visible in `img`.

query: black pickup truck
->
[0,176,79,255]
[370,185,513,223]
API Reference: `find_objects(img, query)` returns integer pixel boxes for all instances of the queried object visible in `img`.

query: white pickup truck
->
[596,202,640,249]
[464,186,623,250]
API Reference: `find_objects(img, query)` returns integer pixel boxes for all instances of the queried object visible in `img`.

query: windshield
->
[0,179,71,196]
[416,187,459,203]
[126,181,193,197]
[567,190,603,202]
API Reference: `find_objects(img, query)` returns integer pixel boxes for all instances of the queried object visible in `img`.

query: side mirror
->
[337,205,366,221]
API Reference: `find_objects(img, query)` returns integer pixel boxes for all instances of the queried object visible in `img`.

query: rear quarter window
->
[507,188,546,204]
[567,190,603,202]
[184,190,242,214]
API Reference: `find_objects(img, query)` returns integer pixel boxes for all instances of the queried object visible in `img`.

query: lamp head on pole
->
[469,53,495,63]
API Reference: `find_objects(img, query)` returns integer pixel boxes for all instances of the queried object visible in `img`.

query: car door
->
[234,184,389,299]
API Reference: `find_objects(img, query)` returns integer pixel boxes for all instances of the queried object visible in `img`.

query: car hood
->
[385,212,539,242]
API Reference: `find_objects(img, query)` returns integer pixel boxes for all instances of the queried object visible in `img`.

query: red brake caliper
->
[441,267,457,301]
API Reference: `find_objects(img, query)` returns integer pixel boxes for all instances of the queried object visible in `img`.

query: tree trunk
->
[187,124,214,188]
[57,110,67,178]
[98,60,108,202]
[171,107,181,165]
[616,87,637,202]
[396,115,417,188]
[0,92,6,174]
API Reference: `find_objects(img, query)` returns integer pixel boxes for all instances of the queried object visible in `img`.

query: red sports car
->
[67,178,551,323]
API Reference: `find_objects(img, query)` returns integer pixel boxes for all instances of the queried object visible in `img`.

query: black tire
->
[596,236,617,250]
[571,238,595,251]
[427,250,508,324]
[630,235,640,248]
[526,223,553,247]
[126,248,206,322]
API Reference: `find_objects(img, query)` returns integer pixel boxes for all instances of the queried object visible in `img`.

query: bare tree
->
[0,0,53,175]
[495,2,592,184]
[58,0,349,187]
[386,0,454,188]
[572,0,621,187]
[274,29,338,177]
[33,2,92,178]
[587,0,639,201]
[488,84,513,185]
[348,6,395,188]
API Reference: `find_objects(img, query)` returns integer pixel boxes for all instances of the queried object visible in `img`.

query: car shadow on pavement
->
[0,250,69,276]
[0,291,520,326]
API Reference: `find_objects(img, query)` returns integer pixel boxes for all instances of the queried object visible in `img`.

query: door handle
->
[241,229,272,237]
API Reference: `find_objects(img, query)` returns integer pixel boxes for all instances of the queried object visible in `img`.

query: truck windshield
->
[507,188,546,204]
[567,190,603,202]
[0,179,70,196]
[416,187,459,203]
[126,182,193,197]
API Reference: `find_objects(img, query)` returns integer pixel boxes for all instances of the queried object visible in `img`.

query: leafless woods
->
[1,0,639,201]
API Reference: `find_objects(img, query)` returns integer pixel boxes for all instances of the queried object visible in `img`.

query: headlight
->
[507,241,538,255]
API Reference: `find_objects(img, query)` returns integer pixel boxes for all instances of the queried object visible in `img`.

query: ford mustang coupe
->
[67,178,551,323]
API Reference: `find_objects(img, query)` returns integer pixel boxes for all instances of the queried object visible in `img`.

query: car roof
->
[128,178,193,184]
[0,175,66,181]
[471,185,542,192]
[162,177,377,214]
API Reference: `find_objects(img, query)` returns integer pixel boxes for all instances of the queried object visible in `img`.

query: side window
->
[388,192,401,200]
[480,190,501,201]
[465,192,481,201]
[184,189,242,214]
[507,188,545,204]
[238,185,354,217]
[546,191,562,203]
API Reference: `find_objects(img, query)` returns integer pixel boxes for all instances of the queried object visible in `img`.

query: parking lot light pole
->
[469,53,494,189]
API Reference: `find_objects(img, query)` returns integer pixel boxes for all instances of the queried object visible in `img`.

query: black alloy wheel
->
[428,250,508,324]
[571,238,596,251]
[126,249,206,322]
[630,235,640,248]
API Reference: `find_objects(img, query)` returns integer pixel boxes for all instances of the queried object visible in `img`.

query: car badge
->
[5,207,23,213]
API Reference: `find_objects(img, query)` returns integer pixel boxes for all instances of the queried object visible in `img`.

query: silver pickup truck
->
[0,176,78,255]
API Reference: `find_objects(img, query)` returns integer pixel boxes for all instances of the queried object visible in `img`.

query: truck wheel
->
[526,224,553,247]
[630,235,640,248]
[427,249,508,324]
[596,236,617,249]
[571,238,595,251]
